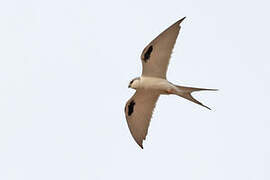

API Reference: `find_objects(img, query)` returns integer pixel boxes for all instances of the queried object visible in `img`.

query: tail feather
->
[174,85,217,110]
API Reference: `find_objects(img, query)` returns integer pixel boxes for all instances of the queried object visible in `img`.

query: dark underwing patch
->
[143,45,153,62]
[128,100,136,116]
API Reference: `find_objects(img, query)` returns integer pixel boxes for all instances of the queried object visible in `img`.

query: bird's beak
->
[128,84,131,88]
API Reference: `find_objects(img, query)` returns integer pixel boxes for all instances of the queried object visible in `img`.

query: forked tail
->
[174,85,218,110]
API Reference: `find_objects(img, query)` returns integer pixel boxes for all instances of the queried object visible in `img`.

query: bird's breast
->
[139,77,173,92]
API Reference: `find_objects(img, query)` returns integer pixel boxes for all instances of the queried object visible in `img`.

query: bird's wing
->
[125,90,160,148]
[141,17,185,79]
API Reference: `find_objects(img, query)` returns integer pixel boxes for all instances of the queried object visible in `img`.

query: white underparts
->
[137,76,177,94]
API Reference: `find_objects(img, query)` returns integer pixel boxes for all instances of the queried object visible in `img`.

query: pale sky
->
[0,0,269,179]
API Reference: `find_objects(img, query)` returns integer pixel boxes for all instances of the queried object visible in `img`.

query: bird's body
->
[124,17,217,148]
[131,76,177,94]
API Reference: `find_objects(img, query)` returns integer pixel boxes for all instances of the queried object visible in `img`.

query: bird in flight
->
[124,17,217,149]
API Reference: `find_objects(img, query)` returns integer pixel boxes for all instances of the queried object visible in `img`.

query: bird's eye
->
[130,80,134,85]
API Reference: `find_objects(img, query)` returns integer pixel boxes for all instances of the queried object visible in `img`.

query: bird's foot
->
[166,89,173,94]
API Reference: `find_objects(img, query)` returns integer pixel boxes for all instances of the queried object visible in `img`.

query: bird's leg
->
[166,89,172,94]
[165,87,174,94]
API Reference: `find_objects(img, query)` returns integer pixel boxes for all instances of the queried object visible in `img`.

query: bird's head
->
[128,77,140,89]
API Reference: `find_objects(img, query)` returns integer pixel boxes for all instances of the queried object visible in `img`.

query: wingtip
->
[138,142,144,149]
[178,16,186,24]
[135,139,144,149]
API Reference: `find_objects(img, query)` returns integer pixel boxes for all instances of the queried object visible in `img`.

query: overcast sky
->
[0,0,269,179]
